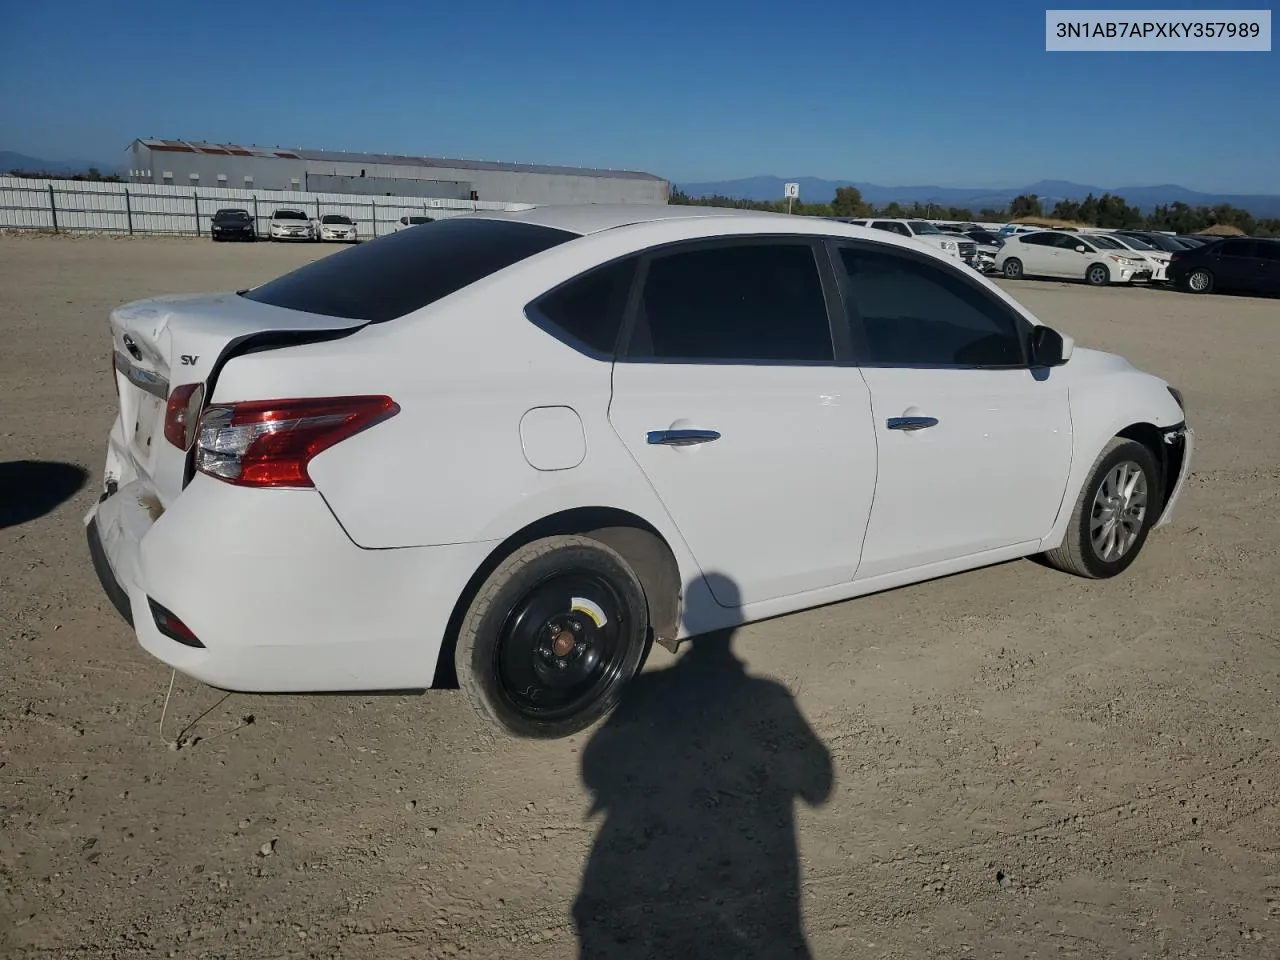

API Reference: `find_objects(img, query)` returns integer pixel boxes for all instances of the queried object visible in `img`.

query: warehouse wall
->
[127,144,308,191]
[304,159,668,204]
[305,173,472,200]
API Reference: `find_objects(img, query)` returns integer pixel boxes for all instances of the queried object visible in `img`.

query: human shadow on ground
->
[573,572,834,959]
[0,460,89,530]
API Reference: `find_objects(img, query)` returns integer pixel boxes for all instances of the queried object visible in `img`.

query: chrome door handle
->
[887,416,938,431]
[647,429,721,446]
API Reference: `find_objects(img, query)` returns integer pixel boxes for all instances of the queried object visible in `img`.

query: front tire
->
[455,535,652,739]
[1041,438,1160,579]
[1184,268,1214,294]
[1002,258,1023,279]
[1086,263,1111,286]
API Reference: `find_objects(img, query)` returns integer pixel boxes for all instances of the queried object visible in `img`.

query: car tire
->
[455,535,652,739]
[1184,268,1214,294]
[1002,258,1023,279]
[1086,263,1111,286]
[1040,437,1161,579]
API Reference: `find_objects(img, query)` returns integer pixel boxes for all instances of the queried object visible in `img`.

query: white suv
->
[844,218,982,269]
[87,206,1192,739]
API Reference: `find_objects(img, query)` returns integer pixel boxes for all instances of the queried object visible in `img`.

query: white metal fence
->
[0,176,534,240]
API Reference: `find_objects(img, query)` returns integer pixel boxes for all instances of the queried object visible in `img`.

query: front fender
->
[1041,354,1186,549]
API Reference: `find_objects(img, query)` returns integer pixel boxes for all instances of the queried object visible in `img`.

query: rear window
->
[242,217,578,323]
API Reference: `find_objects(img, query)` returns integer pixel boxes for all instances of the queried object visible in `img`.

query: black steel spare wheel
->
[456,535,651,739]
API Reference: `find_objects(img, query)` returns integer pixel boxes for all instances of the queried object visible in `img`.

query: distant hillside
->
[678,176,1280,218]
[1,151,120,176]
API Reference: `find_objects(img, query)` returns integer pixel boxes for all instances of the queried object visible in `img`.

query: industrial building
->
[124,139,669,206]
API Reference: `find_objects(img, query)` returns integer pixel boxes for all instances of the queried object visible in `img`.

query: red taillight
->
[164,383,206,450]
[194,395,398,488]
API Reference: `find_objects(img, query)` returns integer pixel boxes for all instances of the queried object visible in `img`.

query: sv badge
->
[180,355,200,366]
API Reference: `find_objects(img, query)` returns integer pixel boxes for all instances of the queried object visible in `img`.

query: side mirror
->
[1029,325,1071,366]
[1075,245,1088,253]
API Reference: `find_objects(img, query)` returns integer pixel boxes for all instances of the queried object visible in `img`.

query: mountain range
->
[678,176,1280,218]
[1,151,120,175]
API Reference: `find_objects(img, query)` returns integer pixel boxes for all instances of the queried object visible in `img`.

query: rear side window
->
[1255,242,1280,262]
[625,242,834,363]
[528,258,637,357]
[242,218,577,323]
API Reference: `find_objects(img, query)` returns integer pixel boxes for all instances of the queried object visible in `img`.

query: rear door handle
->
[887,416,938,431]
[647,429,721,446]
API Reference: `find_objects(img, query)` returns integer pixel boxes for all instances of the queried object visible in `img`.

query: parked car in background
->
[1113,231,1195,254]
[1175,235,1214,247]
[845,218,982,271]
[86,205,1192,740]
[210,208,255,242]
[965,229,1004,272]
[1082,233,1164,282]
[996,230,1153,285]
[396,215,436,231]
[269,209,316,241]
[1103,233,1172,281]
[318,214,358,243]
[1168,237,1280,295]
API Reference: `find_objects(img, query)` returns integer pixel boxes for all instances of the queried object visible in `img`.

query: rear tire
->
[455,535,652,739]
[1002,258,1023,279]
[1040,438,1160,579]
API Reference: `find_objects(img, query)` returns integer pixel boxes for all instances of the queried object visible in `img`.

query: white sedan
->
[87,206,1193,739]
[1097,232,1172,281]
[996,230,1154,285]
[268,209,316,241]
[317,214,358,243]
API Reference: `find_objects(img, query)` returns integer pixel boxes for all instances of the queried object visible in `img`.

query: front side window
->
[837,244,1026,367]
[624,242,834,363]
[1218,239,1258,258]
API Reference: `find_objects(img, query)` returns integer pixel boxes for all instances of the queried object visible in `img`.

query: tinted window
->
[1020,233,1053,246]
[626,242,833,363]
[1255,241,1280,262]
[1218,239,1258,258]
[408,216,434,225]
[838,245,1025,367]
[529,258,636,356]
[214,209,249,220]
[243,218,577,323]
[273,210,306,220]
[1050,233,1086,250]
[321,214,352,224]
[872,221,911,237]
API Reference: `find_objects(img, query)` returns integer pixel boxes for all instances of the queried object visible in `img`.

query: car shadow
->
[573,572,834,959]
[0,460,89,530]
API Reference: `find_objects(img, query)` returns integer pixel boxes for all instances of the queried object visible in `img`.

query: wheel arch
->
[433,506,685,687]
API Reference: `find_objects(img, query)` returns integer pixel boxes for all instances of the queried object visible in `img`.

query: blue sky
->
[1,0,1276,192]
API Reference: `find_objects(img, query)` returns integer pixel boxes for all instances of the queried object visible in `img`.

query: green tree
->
[830,185,869,218]
[1009,194,1042,219]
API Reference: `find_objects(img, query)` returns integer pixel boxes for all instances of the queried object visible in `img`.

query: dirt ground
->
[1,233,1278,959]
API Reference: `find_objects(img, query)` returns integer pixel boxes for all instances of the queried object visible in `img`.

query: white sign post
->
[783,181,800,214]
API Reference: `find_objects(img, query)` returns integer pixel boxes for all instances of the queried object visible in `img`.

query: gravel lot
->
[2,234,1278,959]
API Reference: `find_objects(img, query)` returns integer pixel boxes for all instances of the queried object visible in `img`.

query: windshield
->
[1087,235,1124,250]
[273,210,306,220]
[1128,233,1182,252]
[908,221,942,234]
[1115,234,1156,251]
[214,209,249,220]
[321,215,352,224]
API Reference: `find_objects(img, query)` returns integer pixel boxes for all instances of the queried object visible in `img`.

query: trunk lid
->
[109,292,367,504]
